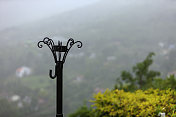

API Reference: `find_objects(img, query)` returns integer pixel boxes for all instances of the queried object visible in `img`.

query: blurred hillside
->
[0,0,176,116]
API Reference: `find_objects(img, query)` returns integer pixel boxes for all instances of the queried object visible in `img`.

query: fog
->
[0,0,176,116]
[0,0,99,30]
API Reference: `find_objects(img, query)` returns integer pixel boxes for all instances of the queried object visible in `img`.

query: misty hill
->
[1,0,176,75]
[1,0,176,116]
[2,0,176,42]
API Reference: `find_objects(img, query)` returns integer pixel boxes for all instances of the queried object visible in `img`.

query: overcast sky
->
[0,0,99,31]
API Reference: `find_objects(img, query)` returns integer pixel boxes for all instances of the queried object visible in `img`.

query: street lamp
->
[37,37,82,117]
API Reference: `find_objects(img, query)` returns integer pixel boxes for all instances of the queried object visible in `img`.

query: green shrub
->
[69,105,94,117]
[91,88,176,117]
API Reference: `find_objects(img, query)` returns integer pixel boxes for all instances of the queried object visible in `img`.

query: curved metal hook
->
[49,69,57,79]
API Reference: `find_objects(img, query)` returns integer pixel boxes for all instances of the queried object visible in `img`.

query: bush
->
[91,88,176,117]
[68,105,94,117]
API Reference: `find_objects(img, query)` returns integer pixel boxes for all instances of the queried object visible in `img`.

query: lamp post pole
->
[38,37,82,117]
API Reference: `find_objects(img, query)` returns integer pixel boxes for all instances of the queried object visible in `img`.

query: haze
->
[0,0,99,31]
[0,0,176,116]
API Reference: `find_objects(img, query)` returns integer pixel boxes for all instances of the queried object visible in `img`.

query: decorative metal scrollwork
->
[63,38,83,63]
[37,37,83,79]
[38,37,57,63]
[38,37,55,50]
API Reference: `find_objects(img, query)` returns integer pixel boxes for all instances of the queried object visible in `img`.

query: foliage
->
[68,105,95,117]
[71,52,176,116]
[115,52,160,91]
[0,76,55,117]
[0,99,21,117]
[152,75,176,90]
[1,0,176,116]
[91,88,176,117]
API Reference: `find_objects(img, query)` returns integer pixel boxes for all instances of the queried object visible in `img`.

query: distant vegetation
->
[70,88,176,117]
[0,0,176,116]
[70,52,176,117]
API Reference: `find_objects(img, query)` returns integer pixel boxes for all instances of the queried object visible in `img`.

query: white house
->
[16,66,31,78]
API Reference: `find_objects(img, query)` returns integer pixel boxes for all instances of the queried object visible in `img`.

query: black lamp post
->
[37,37,82,117]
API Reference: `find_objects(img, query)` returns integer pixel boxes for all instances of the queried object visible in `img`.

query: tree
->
[115,52,160,90]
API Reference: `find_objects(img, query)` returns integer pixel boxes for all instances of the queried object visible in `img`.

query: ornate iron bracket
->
[37,37,83,79]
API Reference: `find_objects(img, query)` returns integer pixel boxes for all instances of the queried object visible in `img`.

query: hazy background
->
[0,0,99,30]
[0,0,176,116]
